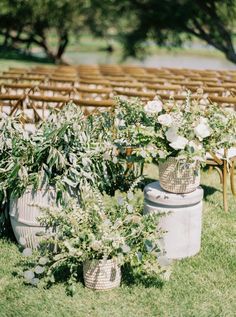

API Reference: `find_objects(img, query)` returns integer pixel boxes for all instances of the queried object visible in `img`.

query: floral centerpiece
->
[21,182,164,293]
[142,92,236,193]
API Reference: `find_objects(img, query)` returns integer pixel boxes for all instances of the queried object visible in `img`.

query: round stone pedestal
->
[144,181,203,259]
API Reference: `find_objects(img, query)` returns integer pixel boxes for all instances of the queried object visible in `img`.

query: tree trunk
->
[3,29,10,47]
[225,51,236,64]
[56,32,69,60]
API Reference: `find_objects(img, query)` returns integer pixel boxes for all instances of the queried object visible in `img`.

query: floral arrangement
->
[20,182,165,294]
[141,93,236,164]
[0,105,103,204]
[204,104,236,153]
[87,97,155,190]
[0,102,144,207]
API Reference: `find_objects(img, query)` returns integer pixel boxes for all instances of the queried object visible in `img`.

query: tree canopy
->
[0,0,236,64]
[0,0,86,62]
[112,0,236,64]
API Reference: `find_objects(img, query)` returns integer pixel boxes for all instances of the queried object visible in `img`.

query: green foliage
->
[0,101,146,233]
[205,104,236,150]
[110,0,236,63]
[86,98,155,194]
[21,181,164,295]
[0,105,101,204]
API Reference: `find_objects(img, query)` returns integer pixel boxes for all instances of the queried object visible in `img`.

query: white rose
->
[194,123,211,140]
[169,136,188,150]
[158,114,172,127]
[165,127,178,142]
[144,100,163,114]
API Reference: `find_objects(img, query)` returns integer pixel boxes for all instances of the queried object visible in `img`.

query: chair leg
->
[214,166,223,183]
[208,166,213,174]
[223,160,228,212]
[230,160,236,196]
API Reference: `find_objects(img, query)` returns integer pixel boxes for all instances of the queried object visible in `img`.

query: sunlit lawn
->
[0,166,236,317]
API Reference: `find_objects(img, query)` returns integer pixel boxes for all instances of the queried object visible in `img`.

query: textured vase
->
[9,186,55,249]
[159,157,200,193]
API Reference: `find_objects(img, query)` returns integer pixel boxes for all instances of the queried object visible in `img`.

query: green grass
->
[0,168,236,317]
[0,32,231,70]
[0,59,51,71]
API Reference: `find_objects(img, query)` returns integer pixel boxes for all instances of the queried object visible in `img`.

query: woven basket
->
[83,259,121,290]
[159,157,200,194]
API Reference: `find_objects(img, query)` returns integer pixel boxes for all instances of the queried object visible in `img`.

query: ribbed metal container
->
[9,186,55,249]
[159,157,200,193]
[83,259,121,290]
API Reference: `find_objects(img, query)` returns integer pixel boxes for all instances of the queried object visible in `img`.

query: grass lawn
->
[0,168,236,317]
[0,32,231,71]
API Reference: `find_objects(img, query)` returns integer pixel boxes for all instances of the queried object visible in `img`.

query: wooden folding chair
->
[206,149,236,212]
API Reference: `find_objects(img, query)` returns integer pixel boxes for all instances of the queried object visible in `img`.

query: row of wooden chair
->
[3,65,236,86]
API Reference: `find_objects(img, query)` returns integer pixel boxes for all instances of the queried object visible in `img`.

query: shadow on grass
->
[0,47,54,64]
[13,252,85,296]
[121,264,164,289]
[0,206,17,243]
[201,184,219,200]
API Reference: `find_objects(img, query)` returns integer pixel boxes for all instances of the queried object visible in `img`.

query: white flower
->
[103,152,111,161]
[157,150,166,159]
[140,149,147,158]
[165,127,178,142]
[121,244,131,254]
[117,196,124,206]
[214,114,228,124]
[30,278,40,286]
[158,114,172,127]
[146,144,158,158]
[200,98,209,106]
[103,219,112,227]
[188,141,202,151]
[114,118,125,127]
[34,265,45,274]
[194,123,211,140]
[127,204,133,213]
[22,248,32,257]
[199,117,208,124]
[144,100,163,114]
[131,215,141,224]
[90,240,102,251]
[112,157,118,164]
[127,191,134,200]
[24,270,35,281]
[19,237,26,246]
[113,219,123,229]
[112,145,119,156]
[169,136,188,150]
[38,257,49,266]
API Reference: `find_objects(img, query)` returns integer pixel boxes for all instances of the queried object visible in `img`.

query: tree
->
[110,0,236,64]
[0,0,87,63]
